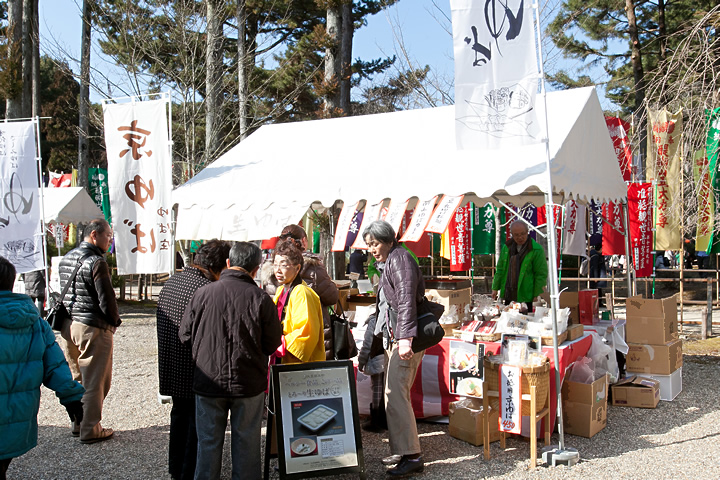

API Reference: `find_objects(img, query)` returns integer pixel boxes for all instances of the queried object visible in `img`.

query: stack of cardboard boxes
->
[623,295,683,401]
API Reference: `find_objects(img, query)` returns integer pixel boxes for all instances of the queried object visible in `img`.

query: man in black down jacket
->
[59,219,120,444]
[179,242,281,480]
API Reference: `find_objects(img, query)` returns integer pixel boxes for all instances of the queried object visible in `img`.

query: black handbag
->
[44,257,87,332]
[330,305,358,360]
[411,297,446,353]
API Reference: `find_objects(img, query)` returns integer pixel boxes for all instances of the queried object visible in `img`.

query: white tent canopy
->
[40,187,105,224]
[173,86,626,241]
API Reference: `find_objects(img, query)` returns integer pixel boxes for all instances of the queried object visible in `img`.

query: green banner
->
[707,109,720,253]
[472,203,496,254]
[88,168,112,225]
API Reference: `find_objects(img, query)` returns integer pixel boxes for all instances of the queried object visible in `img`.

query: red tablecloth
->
[356,333,593,432]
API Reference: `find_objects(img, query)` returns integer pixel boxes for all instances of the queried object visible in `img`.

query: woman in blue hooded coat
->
[0,256,84,479]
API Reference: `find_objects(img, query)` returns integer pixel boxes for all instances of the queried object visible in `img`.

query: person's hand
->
[398,343,413,360]
[358,362,366,373]
[65,400,84,424]
[491,290,499,301]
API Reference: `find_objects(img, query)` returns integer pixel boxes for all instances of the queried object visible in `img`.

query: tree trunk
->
[21,0,32,118]
[625,0,646,176]
[31,0,40,118]
[78,0,92,189]
[5,0,22,119]
[340,1,353,116]
[205,0,224,163]
[657,0,667,63]
[324,5,342,116]
[237,1,249,140]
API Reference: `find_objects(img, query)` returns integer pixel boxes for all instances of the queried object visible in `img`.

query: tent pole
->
[622,201,634,296]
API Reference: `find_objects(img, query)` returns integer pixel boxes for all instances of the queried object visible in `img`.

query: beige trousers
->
[61,321,114,440]
[384,345,424,456]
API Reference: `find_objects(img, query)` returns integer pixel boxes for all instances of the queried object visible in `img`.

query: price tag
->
[498,365,522,434]
[461,331,475,343]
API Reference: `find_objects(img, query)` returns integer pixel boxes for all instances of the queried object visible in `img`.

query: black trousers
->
[169,396,197,480]
[0,458,11,480]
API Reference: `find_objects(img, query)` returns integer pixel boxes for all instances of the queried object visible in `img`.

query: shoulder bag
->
[331,304,358,360]
[45,257,87,332]
[411,297,446,353]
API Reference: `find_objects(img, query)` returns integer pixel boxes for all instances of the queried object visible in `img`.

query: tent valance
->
[173,86,626,241]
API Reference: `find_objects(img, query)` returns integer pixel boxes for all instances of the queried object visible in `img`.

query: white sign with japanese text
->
[400,196,438,243]
[425,195,464,234]
[0,121,44,273]
[331,202,359,252]
[351,201,384,250]
[451,0,541,150]
[103,98,172,274]
[562,200,587,256]
[498,365,522,434]
[382,199,409,236]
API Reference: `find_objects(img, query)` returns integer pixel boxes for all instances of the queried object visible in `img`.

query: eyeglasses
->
[273,262,297,270]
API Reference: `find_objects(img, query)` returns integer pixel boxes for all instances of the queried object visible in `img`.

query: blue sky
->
[38,0,615,109]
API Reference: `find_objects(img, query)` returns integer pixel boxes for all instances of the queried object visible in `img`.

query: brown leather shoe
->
[71,422,80,437]
[80,428,114,444]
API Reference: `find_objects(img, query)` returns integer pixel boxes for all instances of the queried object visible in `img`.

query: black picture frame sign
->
[269,360,365,480]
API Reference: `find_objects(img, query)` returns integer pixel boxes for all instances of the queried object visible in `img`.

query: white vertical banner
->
[103,98,172,274]
[426,195,464,234]
[382,199,409,236]
[562,200,587,256]
[400,196,438,243]
[351,201,384,249]
[451,0,541,150]
[331,201,359,252]
[0,121,43,273]
[498,365,522,434]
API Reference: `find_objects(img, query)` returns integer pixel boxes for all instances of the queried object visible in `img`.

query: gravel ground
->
[7,302,720,480]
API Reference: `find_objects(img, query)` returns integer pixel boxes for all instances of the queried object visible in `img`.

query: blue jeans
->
[194,393,264,480]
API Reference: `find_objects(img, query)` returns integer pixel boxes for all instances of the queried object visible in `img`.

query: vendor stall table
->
[355,333,593,434]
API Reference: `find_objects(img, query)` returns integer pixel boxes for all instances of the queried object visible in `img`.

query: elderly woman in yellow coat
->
[273,239,325,364]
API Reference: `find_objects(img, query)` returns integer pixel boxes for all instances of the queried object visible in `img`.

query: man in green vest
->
[492,220,548,311]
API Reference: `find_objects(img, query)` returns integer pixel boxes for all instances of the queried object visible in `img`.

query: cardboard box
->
[611,375,660,408]
[425,287,471,322]
[336,288,359,312]
[578,289,598,325]
[347,293,375,311]
[540,291,579,324]
[626,339,683,375]
[448,398,500,446]
[567,323,584,341]
[636,367,683,401]
[561,374,608,438]
[625,295,678,345]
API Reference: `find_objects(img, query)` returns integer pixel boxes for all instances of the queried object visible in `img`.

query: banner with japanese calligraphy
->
[588,200,603,237]
[448,204,471,271]
[647,108,682,251]
[0,121,43,273]
[450,0,541,150]
[706,108,720,253]
[472,203,495,255]
[89,167,112,225]
[382,199,408,236]
[331,201,360,252]
[627,183,653,277]
[103,99,172,274]
[351,201,384,250]
[605,116,633,182]
[693,149,714,253]
[426,195,464,234]
[498,365,522,434]
[562,200,586,256]
[400,196,437,243]
[601,202,625,256]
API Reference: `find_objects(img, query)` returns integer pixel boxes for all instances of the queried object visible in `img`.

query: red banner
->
[601,202,625,255]
[449,205,471,271]
[628,183,654,277]
[605,116,633,182]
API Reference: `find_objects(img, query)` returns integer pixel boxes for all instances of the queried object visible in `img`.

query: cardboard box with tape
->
[448,398,500,446]
[626,339,683,375]
[561,374,608,438]
[540,291,579,324]
[625,295,678,345]
[611,375,660,408]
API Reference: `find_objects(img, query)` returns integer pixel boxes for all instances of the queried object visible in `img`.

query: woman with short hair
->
[363,220,426,476]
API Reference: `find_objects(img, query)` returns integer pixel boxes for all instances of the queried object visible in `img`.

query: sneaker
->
[382,454,402,466]
[386,456,424,476]
[80,428,114,444]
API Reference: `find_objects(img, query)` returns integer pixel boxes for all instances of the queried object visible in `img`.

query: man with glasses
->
[492,220,548,312]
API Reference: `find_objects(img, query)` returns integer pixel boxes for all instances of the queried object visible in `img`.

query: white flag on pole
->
[562,200,587,256]
[451,0,541,150]
[103,98,173,274]
[0,121,44,273]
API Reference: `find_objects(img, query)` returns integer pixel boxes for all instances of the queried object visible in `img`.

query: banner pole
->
[622,200,634,296]
[34,116,51,308]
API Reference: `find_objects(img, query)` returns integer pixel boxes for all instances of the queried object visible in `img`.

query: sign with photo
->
[448,340,484,397]
[270,361,365,479]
